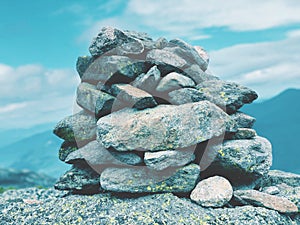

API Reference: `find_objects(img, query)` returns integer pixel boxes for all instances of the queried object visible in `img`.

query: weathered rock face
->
[97,101,235,151]
[190,176,233,207]
[51,27,300,222]
[53,110,97,142]
[234,189,298,213]
[100,164,200,193]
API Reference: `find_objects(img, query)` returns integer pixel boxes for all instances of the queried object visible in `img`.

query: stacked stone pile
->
[53,27,299,214]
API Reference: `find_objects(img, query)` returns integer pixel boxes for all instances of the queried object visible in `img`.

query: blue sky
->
[1,0,300,129]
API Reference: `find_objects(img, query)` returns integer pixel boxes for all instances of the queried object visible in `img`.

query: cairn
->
[53,27,298,213]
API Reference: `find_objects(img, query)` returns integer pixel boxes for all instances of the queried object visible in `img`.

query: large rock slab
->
[144,147,195,170]
[54,165,101,194]
[201,136,272,187]
[65,140,142,166]
[110,83,157,110]
[81,55,144,83]
[89,27,144,57]
[156,72,195,93]
[260,170,300,188]
[53,110,97,142]
[196,80,258,114]
[2,188,298,225]
[234,189,298,213]
[100,164,200,193]
[190,176,233,207]
[77,82,115,117]
[97,101,236,151]
[271,183,300,210]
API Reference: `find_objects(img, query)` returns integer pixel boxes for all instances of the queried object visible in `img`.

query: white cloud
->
[127,0,300,32]
[209,33,300,99]
[0,64,80,128]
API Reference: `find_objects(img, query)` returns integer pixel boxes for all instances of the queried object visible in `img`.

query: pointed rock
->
[196,80,258,114]
[190,176,233,207]
[131,65,161,93]
[76,56,93,78]
[110,83,157,110]
[54,165,100,193]
[89,27,144,57]
[234,189,298,213]
[53,110,97,142]
[100,164,200,193]
[97,101,236,151]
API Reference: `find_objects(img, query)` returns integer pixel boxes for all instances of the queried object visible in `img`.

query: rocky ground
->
[0,187,299,225]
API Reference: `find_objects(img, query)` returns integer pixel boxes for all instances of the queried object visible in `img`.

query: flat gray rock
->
[230,111,256,128]
[228,128,257,140]
[65,140,142,166]
[89,27,144,57]
[144,147,195,170]
[53,110,97,142]
[76,82,115,117]
[156,72,195,92]
[196,80,258,114]
[97,101,236,151]
[190,176,233,207]
[54,165,100,193]
[234,189,298,213]
[168,87,207,105]
[146,49,187,68]
[100,164,200,193]
[131,65,161,93]
[110,83,157,110]
[272,183,300,209]
[183,64,219,84]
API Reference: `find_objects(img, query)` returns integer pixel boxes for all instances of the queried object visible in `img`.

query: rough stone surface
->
[190,176,233,208]
[53,110,97,142]
[144,147,195,170]
[228,128,257,140]
[100,164,200,193]
[82,55,143,83]
[1,188,298,225]
[156,72,195,93]
[54,165,100,193]
[76,56,93,78]
[168,39,208,71]
[89,27,144,57]
[110,83,157,110]
[168,87,206,105]
[183,64,218,84]
[262,186,280,195]
[58,141,78,162]
[274,183,300,209]
[194,46,209,64]
[234,189,299,213]
[146,49,187,68]
[65,140,142,166]
[196,80,258,114]
[230,111,256,128]
[77,82,115,117]
[263,170,300,187]
[202,136,272,187]
[97,101,236,151]
[131,65,161,94]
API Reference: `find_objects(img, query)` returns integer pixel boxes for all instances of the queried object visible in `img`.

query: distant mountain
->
[0,123,55,148]
[0,130,70,178]
[0,168,55,188]
[243,88,300,174]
